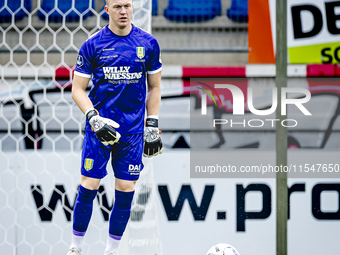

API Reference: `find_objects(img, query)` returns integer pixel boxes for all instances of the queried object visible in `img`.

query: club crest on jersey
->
[136,47,145,59]
[76,55,84,67]
[84,158,94,171]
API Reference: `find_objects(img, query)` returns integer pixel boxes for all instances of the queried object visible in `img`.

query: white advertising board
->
[154,151,340,255]
[1,150,340,255]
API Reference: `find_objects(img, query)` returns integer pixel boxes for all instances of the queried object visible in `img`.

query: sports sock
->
[105,190,134,253]
[104,234,121,255]
[71,185,98,251]
[70,233,84,252]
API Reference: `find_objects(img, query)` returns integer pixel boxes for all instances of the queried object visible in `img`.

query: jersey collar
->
[105,23,135,38]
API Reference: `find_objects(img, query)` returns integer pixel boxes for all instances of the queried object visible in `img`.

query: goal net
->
[0,0,162,254]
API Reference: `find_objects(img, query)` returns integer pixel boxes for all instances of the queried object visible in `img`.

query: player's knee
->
[80,175,101,190]
[115,178,136,192]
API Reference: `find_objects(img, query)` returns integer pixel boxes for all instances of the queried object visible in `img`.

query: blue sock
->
[109,190,135,237]
[73,185,98,236]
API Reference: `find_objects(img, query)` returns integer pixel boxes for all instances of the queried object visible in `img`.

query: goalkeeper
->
[67,0,163,254]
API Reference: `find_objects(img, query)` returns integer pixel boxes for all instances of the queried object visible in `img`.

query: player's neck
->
[108,23,132,36]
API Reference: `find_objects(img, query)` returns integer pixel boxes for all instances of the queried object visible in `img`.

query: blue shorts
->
[81,130,144,181]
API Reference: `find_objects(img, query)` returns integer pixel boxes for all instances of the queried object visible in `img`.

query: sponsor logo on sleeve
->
[76,55,84,67]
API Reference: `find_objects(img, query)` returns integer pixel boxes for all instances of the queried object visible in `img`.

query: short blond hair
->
[106,0,133,6]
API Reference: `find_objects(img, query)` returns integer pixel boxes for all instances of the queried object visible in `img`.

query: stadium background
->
[1,0,340,254]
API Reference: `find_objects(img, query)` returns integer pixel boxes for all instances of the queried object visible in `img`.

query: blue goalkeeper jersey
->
[74,24,162,135]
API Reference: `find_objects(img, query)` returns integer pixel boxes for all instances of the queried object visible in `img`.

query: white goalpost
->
[0,0,162,254]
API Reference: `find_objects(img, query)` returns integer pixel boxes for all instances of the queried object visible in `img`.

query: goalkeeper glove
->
[86,108,121,146]
[143,117,163,157]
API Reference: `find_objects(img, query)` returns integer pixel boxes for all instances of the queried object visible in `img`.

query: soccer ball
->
[206,243,240,255]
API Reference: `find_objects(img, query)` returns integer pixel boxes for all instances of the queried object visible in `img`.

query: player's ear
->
[104,4,109,14]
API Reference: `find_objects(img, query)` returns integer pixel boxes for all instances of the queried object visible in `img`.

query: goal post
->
[0,0,162,255]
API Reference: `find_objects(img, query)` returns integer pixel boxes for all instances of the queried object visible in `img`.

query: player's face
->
[105,0,133,30]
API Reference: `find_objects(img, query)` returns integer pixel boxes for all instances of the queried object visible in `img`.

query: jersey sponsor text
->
[103,66,142,80]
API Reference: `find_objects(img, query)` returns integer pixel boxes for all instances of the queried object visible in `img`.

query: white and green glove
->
[143,116,163,157]
[86,108,121,146]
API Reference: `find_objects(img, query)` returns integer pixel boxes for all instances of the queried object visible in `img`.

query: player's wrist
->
[147,115,158,119]
[143,115,163,157]
[146,117,158,128]
[85,108,98,121]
